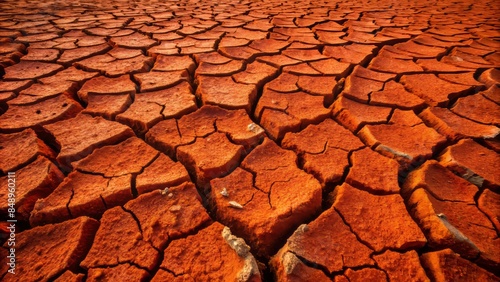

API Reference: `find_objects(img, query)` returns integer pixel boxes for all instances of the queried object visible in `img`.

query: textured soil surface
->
[0,0,499,281]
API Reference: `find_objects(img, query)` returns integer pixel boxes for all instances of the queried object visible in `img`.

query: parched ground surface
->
[0,0,499,281]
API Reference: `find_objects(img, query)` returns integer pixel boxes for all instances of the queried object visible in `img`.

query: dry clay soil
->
[0,0,499,281]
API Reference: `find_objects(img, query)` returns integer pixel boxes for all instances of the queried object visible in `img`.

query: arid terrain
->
[0,0,499,281]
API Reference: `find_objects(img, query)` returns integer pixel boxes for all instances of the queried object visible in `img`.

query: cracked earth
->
[0,0,499,281]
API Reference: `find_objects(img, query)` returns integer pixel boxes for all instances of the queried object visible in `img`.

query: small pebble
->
[220,187,229,197]
[247,123,263,133]
[247,123,256,132]
[169,205,181,212]
[229,201,243,209]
